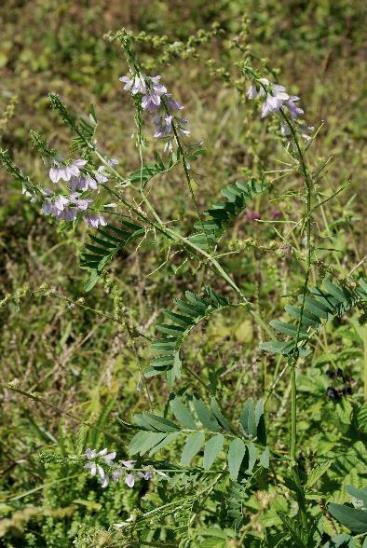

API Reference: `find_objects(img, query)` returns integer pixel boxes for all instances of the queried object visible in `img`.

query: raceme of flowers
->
[84,448,159,489]
[120,72,189,151]
[246,78,304,119]
[247,77,313,140]
[41,158,118,228]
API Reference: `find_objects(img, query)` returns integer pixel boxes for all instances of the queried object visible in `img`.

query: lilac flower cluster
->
[41,158,117,228]
[120,73,189,151]
[84,448,158,489]
[247,78,304,120]
[247,78,314,140]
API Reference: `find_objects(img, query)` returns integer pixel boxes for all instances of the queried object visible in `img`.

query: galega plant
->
[2,26,367,547]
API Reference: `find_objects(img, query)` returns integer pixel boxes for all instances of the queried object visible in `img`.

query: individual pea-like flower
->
[287,96,304,120]
[119,74,147,95]
[69,175,97,192]
[49,159,87,183]
[69,166,109,192]
[84,213,107,228]
[69,193,91,211]
[141,92,162,112]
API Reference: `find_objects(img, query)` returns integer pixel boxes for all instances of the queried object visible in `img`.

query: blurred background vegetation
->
[1,0,367,545]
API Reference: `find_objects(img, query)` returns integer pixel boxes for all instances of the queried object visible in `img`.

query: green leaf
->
[180,432,205,466]
[246,443,257,474]
[170,398,196,429]
[203,434,225,470]
[193,398,221,432]
[228,438,246,481]
[259,447,270,469]
[129,431,167,456]
[210,398,232,432]
[346,486,367,509]
[149,432,180,456]
[135,413,178,433]
[328,503,367,533]
[240,400,256,438]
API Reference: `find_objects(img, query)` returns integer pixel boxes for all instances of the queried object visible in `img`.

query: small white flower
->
[103,451,117,466]
[125,473,135,488]
[84,461,97,476]
[84,448,97,459]
[121,460,136,469]
[139,470,153,480]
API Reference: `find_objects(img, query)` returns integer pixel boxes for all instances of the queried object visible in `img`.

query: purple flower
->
[69,166,109,191]
[287,96,304,119]
[150,75,167,95]
[69,175,97,191]
[49,159,87,183]
[247,78,306,123]
[153,115,189,139]
[246,85,258,100]
[153,115,173,138]
[141,92,162,111]
[69,193,92,211]
[84,213,107,228]
[42,195,69,217]
[139,470,153,481]
[261,92,288,118]
[165,95,183,111]
[120,74,147,95]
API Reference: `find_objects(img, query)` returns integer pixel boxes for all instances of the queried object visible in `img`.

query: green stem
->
[290,360,297,462]
[279,109,313,464]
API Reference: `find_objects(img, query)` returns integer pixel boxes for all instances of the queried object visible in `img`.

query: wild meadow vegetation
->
[1,1,367,546]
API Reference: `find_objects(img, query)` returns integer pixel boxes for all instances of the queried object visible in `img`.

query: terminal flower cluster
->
[247,78,304,120]
[120,72,189,151]
[247,77,313,140]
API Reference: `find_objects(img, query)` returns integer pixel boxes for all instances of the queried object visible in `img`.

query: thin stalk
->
[280,109,313,464]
